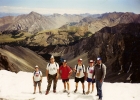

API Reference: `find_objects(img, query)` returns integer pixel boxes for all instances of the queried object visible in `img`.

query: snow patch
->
[0,70,140,100]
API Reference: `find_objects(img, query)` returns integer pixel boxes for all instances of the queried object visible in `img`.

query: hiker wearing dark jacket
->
[93,57,106,100]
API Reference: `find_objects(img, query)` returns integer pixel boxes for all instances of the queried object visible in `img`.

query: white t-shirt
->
[33,71,42,82]
[86,66,94,79]
[75,64,85,78]
[46,62,59,75]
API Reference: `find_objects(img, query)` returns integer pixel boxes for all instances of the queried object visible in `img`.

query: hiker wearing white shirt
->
[73,58,86,94]
[86,60,95,94]
[33,65,42,94]
[45,55,59,95]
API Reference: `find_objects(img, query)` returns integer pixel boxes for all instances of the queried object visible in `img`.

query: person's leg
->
[67,82,70,90]
[66,80,70,91]
[46,75,53,93]
[64,82,66,90]
[53,74,58,92]
[88,82,91,91]
[91,79,95,93]
[33,82,37,94]
[91,83,94,93]
[96,80,99,95]
[81,77,85,94]
[62,79,67,92]
[74,77,79,93]
[34,86,36,94]
[82,82,85,94]
[74,82,78,92]
[98,81,103,99]
[38,81,42,93]
[86,78,90,94]
[66,80,70,93]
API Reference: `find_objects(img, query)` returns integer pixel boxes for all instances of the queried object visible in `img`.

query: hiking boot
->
[45,91,49,95]
[74,89,77,93]
[86,91,90,94]
[96,94,99,96]
[63,89,67,93]
[39,91,42,94]
[53,90,56,93]
[83,90,85,94]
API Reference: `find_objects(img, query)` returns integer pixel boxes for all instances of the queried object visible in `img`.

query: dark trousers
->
[96,80,103,99]
[47,74,57,91]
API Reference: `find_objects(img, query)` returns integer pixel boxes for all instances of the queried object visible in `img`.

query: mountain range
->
[0,11,84,33]
[0,12,140,83]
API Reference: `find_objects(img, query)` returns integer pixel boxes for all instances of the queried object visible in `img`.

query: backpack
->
[75,64,85,73]
[87,66,94,71]
[48,62,58,67]
[34,71,41,75]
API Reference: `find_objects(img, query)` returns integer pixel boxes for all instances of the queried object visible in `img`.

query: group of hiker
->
[33,55,106,100]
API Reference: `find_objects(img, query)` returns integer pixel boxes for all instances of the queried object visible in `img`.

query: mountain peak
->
[28,11,41,16]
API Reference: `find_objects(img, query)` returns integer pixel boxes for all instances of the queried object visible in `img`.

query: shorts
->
[34,80,41,87]
[62,79,69,83]
[87,78,95,83]
[75,76,85,83]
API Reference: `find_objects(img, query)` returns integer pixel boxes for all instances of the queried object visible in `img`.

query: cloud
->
[0,6,102,14]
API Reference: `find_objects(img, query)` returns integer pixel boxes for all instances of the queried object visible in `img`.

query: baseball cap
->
[35,65,38,68]
[50,55,54,59]
[89,60,94,63]
[78,58,82,62]
[97,57,101,60]
[63,60,67,63]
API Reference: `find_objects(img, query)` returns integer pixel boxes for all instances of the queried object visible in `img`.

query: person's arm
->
[33,72,35,85]
[46,70,49,81]
[46,64,49,81]
[59,67,61,78]
[84,66,86,80]
[40,71,42,82]
[33,76,34,82]
[68,67,72,78]
[92,67,95,80]
[85,67,88,80]
[56,63,59,79]
[100,64,106,83]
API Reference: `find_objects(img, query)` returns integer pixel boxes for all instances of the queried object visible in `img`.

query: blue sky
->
[0,0,140,14]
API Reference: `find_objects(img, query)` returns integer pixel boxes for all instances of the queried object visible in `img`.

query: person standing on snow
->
[86,60,95,94]
[45,55,59,95]
[73,58,86,94]
[93,57,106,100]
[33,65,42,94]
[59,60,72,95]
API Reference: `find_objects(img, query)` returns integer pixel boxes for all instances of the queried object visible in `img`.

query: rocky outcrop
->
[0,53,19,72]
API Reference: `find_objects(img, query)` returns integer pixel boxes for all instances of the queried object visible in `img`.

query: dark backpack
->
[34,71,41,75]
[75,64,85,73]
[48,62,58,67]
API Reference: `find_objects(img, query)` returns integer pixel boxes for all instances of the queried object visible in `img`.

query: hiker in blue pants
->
[93,57,106,100]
